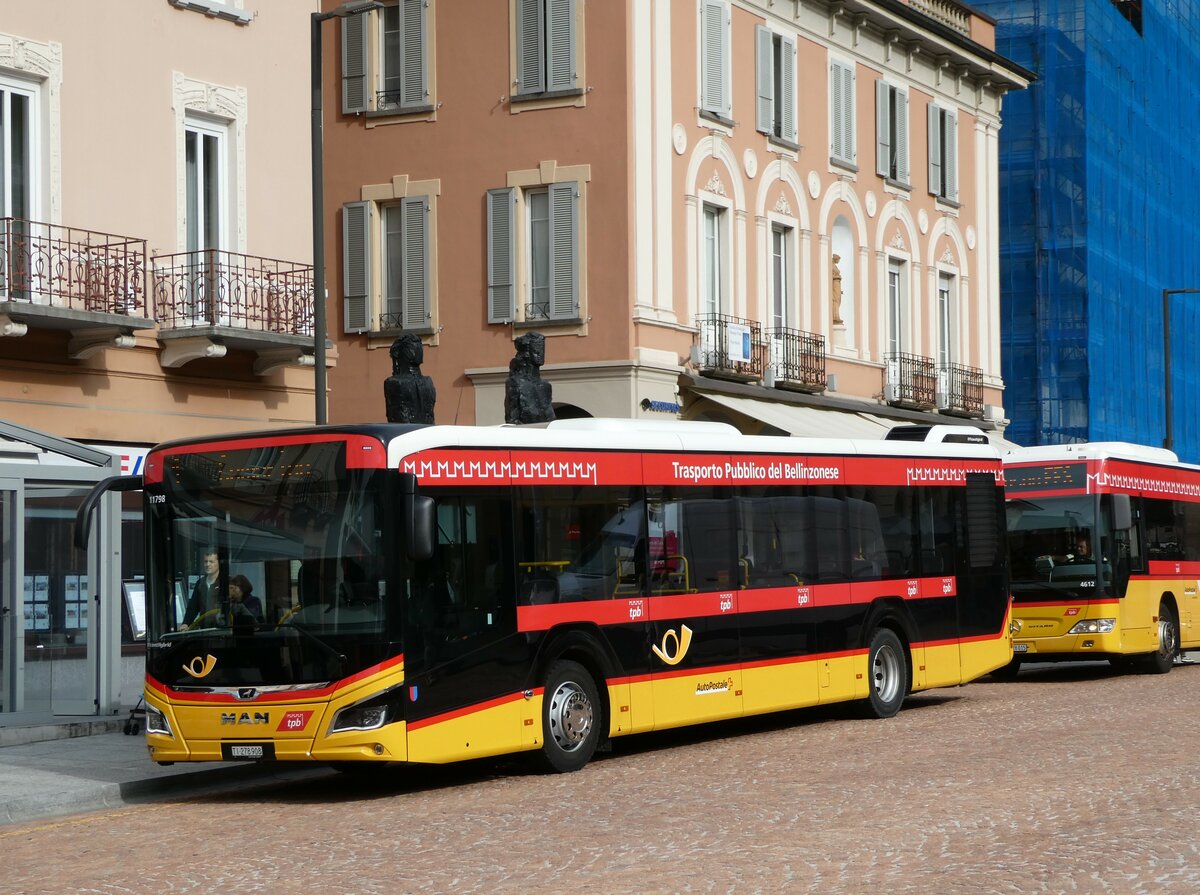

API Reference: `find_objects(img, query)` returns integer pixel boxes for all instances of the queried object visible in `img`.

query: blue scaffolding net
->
[975,0,1200,460]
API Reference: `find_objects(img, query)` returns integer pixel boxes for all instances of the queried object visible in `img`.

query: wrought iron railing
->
[694,313,767,381]
[151,250,313,336]
[0,218,148,316]
[885,351,938,409]
[765,326,827,392]
[938,362,985,417]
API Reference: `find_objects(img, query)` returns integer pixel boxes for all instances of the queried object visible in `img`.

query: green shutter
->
[401,0,427,109]
[548,182,578,320]
[401,196,429,329]
[517,0,544,94]
[780,36,796,143]
[928,105,943,197]
[487,188,516,323]
[876,80,891,177]
[946,110,958,201]
[546,0,576,91]
[341,11,369,114]
[755,26,773,134]
[343,201,371,333]
[701,0,727,118]
[896,88,909,184]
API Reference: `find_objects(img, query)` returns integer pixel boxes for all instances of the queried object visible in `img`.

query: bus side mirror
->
[399,472,435,561]
[1112,494,1132,531]
[409,496,435,561]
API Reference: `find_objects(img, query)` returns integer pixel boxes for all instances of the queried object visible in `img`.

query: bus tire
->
[862,628,908,719]
[536,660,601,773]
[1141,603,1179,675]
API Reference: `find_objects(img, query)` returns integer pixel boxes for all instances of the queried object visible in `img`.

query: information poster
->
[33,574,50,632]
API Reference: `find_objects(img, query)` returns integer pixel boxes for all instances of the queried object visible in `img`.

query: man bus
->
[81,419,1011,773]
[1003,442,1199,677]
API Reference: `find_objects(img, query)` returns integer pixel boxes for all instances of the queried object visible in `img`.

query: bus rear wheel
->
[862,628,908,719]
[989,657,1022,682]
[1141,604,1178,675]
[536,660,602,773]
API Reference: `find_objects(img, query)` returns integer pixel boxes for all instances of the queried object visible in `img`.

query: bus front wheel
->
[1142,604,1179,675]
[863,628,908,719]
[536,660,602,773]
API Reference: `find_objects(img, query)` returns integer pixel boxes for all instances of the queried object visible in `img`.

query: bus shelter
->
[0,420,124,724]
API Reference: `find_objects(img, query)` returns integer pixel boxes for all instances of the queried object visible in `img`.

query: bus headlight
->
[328,688,403,735]
[145,706,173,738]
[1068,618,1115,635]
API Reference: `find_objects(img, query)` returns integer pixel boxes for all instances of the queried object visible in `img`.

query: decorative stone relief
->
[865,191,877,217]
[704,170,727,197]
[743,148,758,179]
[966,225,977,250]
[773,192,792,216]
[940,247,956,265]
[807,171,821,199]
[889,231,907,251]
[918,209,929,234]
[0,33,63,224]
[672,123,687,156]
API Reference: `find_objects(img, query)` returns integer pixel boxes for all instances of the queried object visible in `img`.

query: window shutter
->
[755,26,773,134]
[701,0,727,117]
[896,89,909,184]
[548,181,579,320]
[546,0,576,92]
[401,0,427,109]
[343,201,371,333]
[517,0,545,95]
[401,196,429,329]
[928,105,943,197]
[341,12,370,114]
[780,36,797,143]
[947,111,958,201]
[844,64,856,161]
[830,62,844,158]
[876,80,891,177]
[487,188,516,323]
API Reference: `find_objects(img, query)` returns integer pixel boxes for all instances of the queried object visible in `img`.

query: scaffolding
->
[975,0,1200,459]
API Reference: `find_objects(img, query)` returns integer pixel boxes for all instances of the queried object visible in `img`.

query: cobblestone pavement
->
[4,661,1199,895]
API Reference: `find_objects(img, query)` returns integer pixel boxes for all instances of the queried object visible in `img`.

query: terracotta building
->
[320,0,1030,436]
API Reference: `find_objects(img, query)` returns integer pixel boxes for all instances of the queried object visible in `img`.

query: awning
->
[698,393,895,439]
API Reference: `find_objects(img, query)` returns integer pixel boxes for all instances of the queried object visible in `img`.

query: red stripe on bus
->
[516,577,957,633]
[1147,561,1200,576]
[145,433,386,484]
[146,653,404,703]
[406,689,532,732]
[398,449,1000,489]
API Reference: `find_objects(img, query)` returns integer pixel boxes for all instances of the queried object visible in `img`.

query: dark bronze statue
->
[504,331,555,424]
[384,333,436,424]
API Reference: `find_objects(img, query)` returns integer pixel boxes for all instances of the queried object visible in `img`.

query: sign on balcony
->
[727,321,752,364]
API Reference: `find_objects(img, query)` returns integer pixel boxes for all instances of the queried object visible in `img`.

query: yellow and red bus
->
[1004,442,1200,676]
[94,419,1011,772]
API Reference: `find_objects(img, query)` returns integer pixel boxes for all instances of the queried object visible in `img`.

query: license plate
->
[221,742,275,761]
[1013,643,1029,653]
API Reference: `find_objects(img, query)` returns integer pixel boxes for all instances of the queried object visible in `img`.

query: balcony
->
[885,352,938,410]
[0,218,154,355]
[937,362,985,418]
[764,326,827,393]
[151,250,315,370]
[906,0,971,35]
[693,313,766,382]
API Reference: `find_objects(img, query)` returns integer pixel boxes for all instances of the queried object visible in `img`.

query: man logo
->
[183,654,217,679]
[651,624,693,666]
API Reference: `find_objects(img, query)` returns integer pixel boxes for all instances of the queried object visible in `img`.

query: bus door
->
[646,487,743,729]
[735,492,821,714]
[403,488,526,763]
[955,473,1009,681]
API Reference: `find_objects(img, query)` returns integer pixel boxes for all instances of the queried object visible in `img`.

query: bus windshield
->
[144,440,394,689]
[1006,494,1111,600]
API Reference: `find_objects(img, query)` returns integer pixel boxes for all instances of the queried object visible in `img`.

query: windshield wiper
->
[276,622,348,665]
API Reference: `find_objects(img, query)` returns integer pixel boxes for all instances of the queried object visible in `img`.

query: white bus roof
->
[1005,442,1193,469]
[386,418,1001,466]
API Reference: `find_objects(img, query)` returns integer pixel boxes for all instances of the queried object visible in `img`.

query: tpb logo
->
[276,711,313,732]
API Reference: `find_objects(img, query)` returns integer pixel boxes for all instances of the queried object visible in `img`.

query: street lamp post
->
[1162,287,1200,451]
[311,0,382,425]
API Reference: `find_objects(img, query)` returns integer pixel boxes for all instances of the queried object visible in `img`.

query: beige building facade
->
[322,0,1029,436]
[0,1,316,722]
